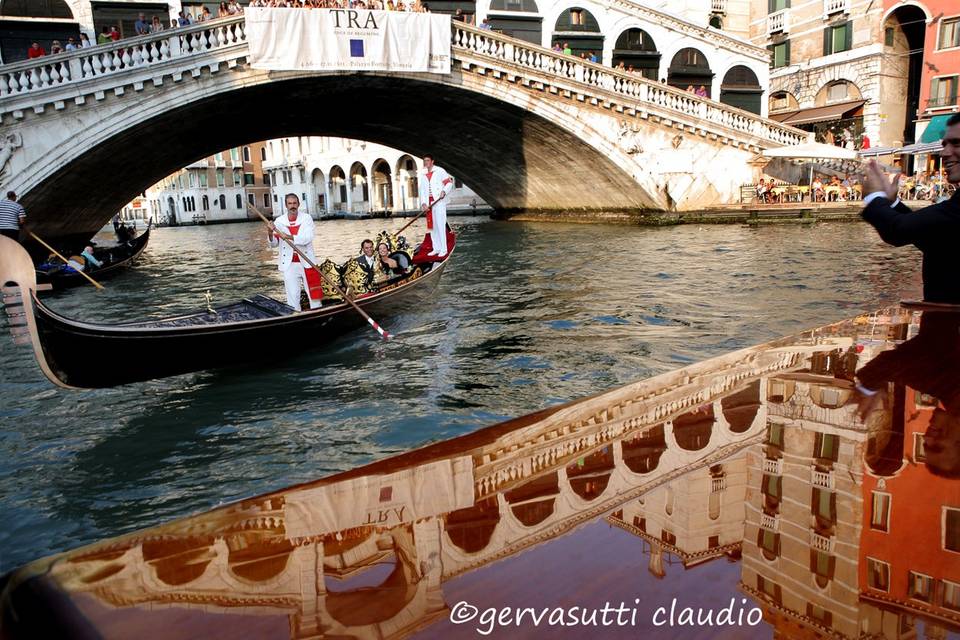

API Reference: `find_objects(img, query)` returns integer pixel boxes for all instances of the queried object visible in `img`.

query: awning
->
[919,114,952,143]
[898,141,943,155]
[778,100,865,126]
[858,146,900,158]
[768,110,798,123]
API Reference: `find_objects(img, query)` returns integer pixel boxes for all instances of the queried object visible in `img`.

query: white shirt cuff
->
[864,192,900,207]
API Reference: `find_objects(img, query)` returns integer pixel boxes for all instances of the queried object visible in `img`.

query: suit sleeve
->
[860,197,943,247]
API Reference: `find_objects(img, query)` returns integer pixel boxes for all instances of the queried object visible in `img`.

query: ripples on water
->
[0,217,921,571]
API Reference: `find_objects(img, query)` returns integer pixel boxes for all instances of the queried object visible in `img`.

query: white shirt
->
[418,165,454,205]
[270,211,316,270]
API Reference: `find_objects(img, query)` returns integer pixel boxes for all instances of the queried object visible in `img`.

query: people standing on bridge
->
[27,42,45,59]
[135,13,150,35]
[178,11,191,26]
[228,0,243,14]
[109,26,120,41]
[97,27,111,44]
[418,155,454,258]
[79,33,92,47]
[268,193,323,311]
[65,37,77,51]
[860,113,960,303]
[0,191,26,241]
[562,42,572,56]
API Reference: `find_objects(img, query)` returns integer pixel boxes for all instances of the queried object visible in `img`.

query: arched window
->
[219,194,226,209]
[236,194,242,209]
[612,28,659,79]
[720,65,762,114]
[0,0,73,18]
[201,195,209,210]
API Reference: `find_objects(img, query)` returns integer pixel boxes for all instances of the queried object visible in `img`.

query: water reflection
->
[4,305,958,638]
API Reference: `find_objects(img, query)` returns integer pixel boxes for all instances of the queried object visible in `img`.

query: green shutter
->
[784,39,790,65]
[768,44,775,68]
[768,0,775,12]
[844,21,852,52]
[824,27,831,55]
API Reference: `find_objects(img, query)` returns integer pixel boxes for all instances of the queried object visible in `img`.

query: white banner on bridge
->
[245,8,451,74]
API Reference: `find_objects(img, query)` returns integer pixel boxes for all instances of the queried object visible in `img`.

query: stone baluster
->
[29,67,41,90]
[121,47,133,68]
[0,74,13,96]
[161,36,173,59]
[236,20,245,41]
[209,27,221,49]
[110,49,122,71]
[41,64,54,86]
[91,53,104,75]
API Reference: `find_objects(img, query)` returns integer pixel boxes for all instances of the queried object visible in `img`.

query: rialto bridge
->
[14,333,867,639]
[0,13,809,240]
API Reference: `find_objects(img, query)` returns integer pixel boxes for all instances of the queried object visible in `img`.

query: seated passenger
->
[356,238,376,275]
[377,242,400,278]
[81,245,103,269]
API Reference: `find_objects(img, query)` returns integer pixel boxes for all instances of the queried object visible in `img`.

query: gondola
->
[35,223,151,291]
[0,229,455,389]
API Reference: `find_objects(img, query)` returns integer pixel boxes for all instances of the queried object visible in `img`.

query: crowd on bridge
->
[247,0,432,10]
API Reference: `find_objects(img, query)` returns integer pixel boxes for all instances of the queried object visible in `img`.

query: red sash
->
[285,222,322,300]
[288,223,300,262]
[426,172,434,230]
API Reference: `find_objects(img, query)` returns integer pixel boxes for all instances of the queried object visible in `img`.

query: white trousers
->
[430,206,448,256]
[282,262,321,310]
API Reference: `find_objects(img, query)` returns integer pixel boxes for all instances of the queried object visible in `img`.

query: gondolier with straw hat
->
[268,193,323,310]
[418,154,455,258]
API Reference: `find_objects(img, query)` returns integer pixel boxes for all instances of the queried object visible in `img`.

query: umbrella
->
[763,142,859,193]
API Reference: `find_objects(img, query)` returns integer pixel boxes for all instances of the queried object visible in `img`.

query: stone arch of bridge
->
[19,72,655,240]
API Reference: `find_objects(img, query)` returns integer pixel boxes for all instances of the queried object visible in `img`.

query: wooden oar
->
[28,231,105,290]
[396,192,447,235]
[248,205,393,341]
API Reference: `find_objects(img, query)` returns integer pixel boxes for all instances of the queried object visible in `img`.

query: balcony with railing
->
[926,95,959,111]
[811,531,835,553]
[711,477,727,493]
[823,0,849,16]
[711,0,726,13]
[760,513,780,532]
[811,468,834,489]
[763,458,783,475]
[767,10,789,35]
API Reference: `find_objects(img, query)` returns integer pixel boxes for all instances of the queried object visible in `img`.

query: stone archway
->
[720,65,762,115]
[310,168,327,213]
[395,154,419,211]
[551,7,602,59]
[349,162,369,213]
[667,47,713,97]
[487,0,542,44]
[612,28,658,79]
[329,165,347,211]
[371,158,393,211]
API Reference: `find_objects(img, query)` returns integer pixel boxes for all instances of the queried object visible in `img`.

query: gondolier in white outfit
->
[268,193,323,311]
[418,155,455,257]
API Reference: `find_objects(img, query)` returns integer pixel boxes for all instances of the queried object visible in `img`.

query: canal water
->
[0,217,921,573]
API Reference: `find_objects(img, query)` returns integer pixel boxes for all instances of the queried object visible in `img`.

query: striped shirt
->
[0,198,25,230]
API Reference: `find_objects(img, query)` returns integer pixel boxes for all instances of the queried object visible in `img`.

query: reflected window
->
[709,535,719,549]
[867,557,890,591]
[812,488,836,525]
[943,580,960,612]
[766,423,785,448]
[870,492,891,532]
[661,529,676,545]
[810,549,834,586]
[633,516,646,532]
[758,528,779,560]
[806,603,832,627]
[814,433,840,462]
[908,571,934,603]
[761,474,782,500]
[757,575,782,604]
[946,508,960,552]
[914,433,927,462]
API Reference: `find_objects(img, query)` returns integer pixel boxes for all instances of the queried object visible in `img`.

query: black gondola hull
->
[35,226,151,291]
[31,258,448,388]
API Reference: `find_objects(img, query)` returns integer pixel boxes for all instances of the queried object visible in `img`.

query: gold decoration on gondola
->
[318,259,344,301]
[341,259,372,296]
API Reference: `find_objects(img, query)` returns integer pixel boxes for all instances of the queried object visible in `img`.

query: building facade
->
[261,137,486,218]
[129,142,267,225]
[753,0,904,150]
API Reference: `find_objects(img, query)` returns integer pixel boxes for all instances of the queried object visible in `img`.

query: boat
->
[0,228,455,389]
[35,223,151,291]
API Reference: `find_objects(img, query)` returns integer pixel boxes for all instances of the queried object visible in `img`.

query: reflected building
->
[2,308,958,640]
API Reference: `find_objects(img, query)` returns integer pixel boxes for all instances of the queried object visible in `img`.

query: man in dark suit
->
[861,113,960,303]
